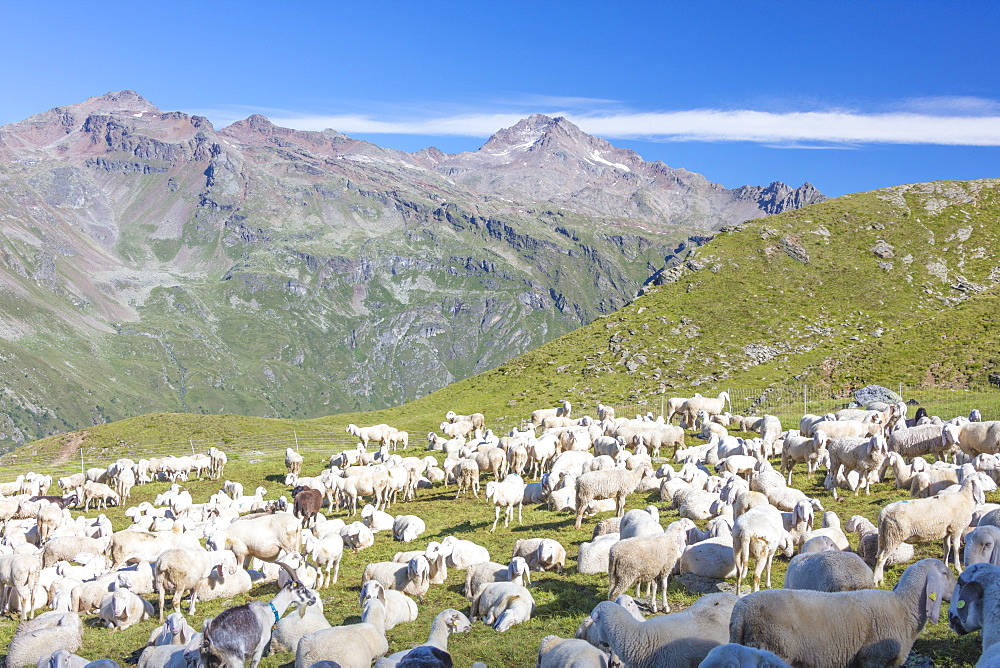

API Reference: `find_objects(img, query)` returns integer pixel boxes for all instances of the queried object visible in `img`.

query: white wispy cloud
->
[191,98,1000,147]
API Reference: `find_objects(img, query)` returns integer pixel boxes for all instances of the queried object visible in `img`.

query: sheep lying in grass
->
[295,598,389,668]
[375,608,472,668]
[463,557,530,600]
[470,582,535,632]
[590,592,736,667]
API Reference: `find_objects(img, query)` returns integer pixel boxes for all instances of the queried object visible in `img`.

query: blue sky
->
[2,1,998,197]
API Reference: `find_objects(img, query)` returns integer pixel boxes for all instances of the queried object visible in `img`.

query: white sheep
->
[388,515,423,544]
[943,420,1000,457]
[608,524,687,613]
[302,532,343,588]
[590,592,737,667]
[844,514,914,568]
[98,586,154,631]
[269,588,328,654]
[512,537,566,574]
[485,474,525,532]
[463,557,531,599]
[698,643,792,668]
[824,434,888,499]
[154,547,236,620]
[5,612,84,668]
[359,580,418,630]
[339,521,375,551]
[577,533,620,575]
[374,608,471,668]
[733,504,793,595]
[784,550,874,592]
[148,611,198,646]
[362,556,430,601]
[439,536,490,569]
[285,448,303,477]
[730,558,955,667]
[573,466,652,530]
[536,635,610,668]
[295,598,388,668]
[964,524,1000,567]
[470,581,535,631]
[873,476,984,586]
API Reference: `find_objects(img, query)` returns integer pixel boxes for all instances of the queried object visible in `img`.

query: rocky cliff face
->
[0,92,824,446]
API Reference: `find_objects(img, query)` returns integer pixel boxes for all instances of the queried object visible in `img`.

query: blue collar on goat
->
[269,601,279,627]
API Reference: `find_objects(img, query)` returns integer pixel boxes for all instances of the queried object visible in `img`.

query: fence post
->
[190,440,195,456]
[295,431,300,454]
[803,384,808,417]
[80,449,84,474]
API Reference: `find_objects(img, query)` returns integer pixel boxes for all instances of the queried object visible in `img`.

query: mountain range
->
[0,91,823,447]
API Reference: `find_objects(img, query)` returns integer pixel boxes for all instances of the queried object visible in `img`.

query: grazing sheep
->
[608,524,687,613]
[204,512,302,570]
[591,592,737,667]
[536,635,610,668]
[137,634,202,668]
[574,466,652,530]
[295,597,389,668]
[844,514,914,568]
[824,434,888,499]
[375,608,472,668]
[154,548,236,620]
[783,550,874,592]
[730,559,955,668]
[470,581,535,631]
[464,557,531,599]
[531,401,572,426]
[485,474,525,532]
[681,392,731,427]
[733,504,793,595]
[873,476,984,586]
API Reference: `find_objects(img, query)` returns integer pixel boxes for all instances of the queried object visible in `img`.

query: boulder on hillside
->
[852,384,903,408]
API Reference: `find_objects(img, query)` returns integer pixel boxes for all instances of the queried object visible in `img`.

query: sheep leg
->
[188,589,199,616]
[490,507,500,533]
[660,574,671,613]
[649,578,658,613]
[517,500,523,525]
[753,556,766,592]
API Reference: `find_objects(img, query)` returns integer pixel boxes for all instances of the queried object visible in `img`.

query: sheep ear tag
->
[928,592,937,601]
[957,599,967,609]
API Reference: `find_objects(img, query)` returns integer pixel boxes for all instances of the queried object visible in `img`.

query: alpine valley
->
[0,91,824,447]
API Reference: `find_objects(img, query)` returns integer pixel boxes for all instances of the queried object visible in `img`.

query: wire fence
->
[1,384,997,479]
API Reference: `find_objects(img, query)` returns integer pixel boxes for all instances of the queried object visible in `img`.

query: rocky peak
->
[732,181,828,215]
[76,90,162,115]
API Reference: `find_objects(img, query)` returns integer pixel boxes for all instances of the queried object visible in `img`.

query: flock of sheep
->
[0,393,999,667]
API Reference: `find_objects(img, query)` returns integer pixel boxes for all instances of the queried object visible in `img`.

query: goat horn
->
[276,559,305,587]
